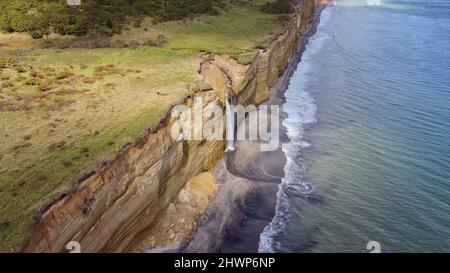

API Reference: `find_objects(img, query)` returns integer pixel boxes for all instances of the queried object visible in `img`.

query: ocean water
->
[260,0,450,252]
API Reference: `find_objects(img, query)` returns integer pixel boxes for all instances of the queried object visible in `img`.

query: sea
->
[259,0,450,252]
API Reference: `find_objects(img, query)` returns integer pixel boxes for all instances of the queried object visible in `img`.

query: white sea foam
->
[258,7,332,253]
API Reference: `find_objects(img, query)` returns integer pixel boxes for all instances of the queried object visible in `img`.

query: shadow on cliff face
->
[158,140,190,202]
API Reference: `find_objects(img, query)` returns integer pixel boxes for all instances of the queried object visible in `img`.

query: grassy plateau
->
[0,0,291,251]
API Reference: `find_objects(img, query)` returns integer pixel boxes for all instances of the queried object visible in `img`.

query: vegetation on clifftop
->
[0,0,296,252]
[0,0,224,38]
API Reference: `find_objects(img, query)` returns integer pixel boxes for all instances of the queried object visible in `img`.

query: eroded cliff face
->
[202,0,320,103]
[24,0,323,253]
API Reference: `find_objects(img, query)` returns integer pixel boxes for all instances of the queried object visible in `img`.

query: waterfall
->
[225,95,235,152]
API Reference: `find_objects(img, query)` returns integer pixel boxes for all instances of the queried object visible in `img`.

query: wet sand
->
[220,183,279,252]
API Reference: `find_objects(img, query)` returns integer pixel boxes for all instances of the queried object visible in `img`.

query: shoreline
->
[179,4,328,253]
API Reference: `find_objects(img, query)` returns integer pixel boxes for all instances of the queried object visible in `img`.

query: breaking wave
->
[258,7,332,253]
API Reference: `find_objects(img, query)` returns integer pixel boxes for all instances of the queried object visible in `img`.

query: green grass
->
[112,1,289,63]
[0,0,292,252]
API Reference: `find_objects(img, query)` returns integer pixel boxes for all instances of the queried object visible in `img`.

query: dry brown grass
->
[0,45,206,251]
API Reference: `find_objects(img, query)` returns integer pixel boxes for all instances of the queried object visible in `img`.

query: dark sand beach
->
[182,8,325,252]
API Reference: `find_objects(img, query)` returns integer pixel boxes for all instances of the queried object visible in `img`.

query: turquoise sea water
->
[260,0,450,252]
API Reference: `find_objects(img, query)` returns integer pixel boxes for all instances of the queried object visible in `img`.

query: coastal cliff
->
[24,0,323,253]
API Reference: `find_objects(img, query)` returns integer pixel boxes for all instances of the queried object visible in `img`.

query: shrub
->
[1,0,225,37]
[30,30,44,39]
[55,70,72,80]
[261,0,294,14]
[68,23,88,37]
[4,26,14,33]
[105,19,113,29]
